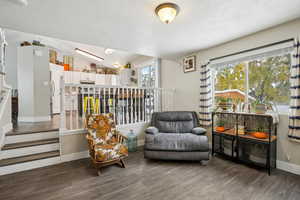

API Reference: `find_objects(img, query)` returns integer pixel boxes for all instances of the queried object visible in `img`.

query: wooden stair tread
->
[6,128,59,136]
[2,138,59,150]
[0,151,60,167]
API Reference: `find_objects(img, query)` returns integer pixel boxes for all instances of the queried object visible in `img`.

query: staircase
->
[0,128,60,175]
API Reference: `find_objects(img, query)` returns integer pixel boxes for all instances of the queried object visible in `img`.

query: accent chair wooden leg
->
[120,159,126,168]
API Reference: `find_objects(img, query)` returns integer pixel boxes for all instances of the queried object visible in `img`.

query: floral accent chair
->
[86,113,128,175]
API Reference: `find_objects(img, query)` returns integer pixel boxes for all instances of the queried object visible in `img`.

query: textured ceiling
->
[0,0,300,59]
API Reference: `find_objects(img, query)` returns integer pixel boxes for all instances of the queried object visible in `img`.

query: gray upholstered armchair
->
[144,111,209,161]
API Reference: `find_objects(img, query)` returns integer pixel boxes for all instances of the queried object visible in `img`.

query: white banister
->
[60,83,175,131]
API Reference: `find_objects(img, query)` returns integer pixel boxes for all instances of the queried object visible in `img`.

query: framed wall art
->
[183,55,196,73]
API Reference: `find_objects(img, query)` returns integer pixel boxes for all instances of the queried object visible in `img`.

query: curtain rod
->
[210,38,294,62]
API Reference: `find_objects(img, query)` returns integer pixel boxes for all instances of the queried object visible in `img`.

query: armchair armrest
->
[115,131,128,144]
[192,127,207,135]
[145,126,159,135]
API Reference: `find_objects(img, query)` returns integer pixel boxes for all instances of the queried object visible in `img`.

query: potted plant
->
[215,119,226,132]
[253,99,267,114]
[218,98,232,111]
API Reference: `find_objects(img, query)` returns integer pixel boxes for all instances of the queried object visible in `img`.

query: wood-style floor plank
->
[0,150,299,200]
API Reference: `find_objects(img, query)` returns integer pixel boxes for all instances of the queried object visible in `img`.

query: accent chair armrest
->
[145,126,159,135]
[192,127,207,135]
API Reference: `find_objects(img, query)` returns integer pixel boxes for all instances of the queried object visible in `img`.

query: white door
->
[50,64,64,114]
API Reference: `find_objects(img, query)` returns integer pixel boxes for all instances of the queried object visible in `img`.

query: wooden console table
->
[211,112,277,175]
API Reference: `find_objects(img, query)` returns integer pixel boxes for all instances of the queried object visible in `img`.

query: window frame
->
[211,53,292,114]
[137,58,160,88]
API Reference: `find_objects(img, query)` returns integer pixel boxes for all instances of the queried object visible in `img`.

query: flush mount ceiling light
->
[104,48,115,55]
[155,2,180,24]
[75,48,104,62]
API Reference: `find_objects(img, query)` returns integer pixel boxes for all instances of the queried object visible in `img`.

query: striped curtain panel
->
[199,62,212,126]
[289,37,300,140]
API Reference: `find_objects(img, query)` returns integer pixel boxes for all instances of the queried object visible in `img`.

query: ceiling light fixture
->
[104,48,115,55]
[155,3,180,24]
[75,48,104,62]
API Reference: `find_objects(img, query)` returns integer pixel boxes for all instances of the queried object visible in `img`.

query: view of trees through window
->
[140,65,156,88]
[213,54,291,113]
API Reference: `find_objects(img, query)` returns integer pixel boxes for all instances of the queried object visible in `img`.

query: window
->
[139,65,156,88]
[213,54,291,113]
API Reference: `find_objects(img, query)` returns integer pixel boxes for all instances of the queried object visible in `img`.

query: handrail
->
[64,83,175,91]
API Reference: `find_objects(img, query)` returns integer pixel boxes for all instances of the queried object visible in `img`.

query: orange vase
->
[64,64,70,71]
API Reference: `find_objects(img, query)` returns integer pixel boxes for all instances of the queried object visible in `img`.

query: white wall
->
[5,43,18,89]
[17,46,51,121]
[161,18,300,168]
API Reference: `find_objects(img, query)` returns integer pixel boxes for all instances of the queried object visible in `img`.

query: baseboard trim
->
[277,160,300,175]
[60,151,89,162]
[138,139,145,147]
[18,116,51,122]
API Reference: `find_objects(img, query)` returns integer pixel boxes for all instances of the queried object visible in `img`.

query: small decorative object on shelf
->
[123,62,131,69]
[232,103,237,112]
[217,98,232,111]
[49,50,57,64]
[127,129,137,152]
[215,118,225,132]
[254,99,267,114]
[251,131,268,139]
[251,123,268,139]
[237,125,245,135]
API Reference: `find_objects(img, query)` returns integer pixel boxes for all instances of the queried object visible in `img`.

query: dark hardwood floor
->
[0,150,299,200]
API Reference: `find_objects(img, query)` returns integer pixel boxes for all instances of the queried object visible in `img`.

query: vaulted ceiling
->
[0,0,300,59]
[5,29,143,68]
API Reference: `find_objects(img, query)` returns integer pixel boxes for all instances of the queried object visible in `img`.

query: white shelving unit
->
[49,63,120,114]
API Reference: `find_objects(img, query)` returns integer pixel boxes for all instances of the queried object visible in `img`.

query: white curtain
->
[289,37,300,140]
[199,62,212,126]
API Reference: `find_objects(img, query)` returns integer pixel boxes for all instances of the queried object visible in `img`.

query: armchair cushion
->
[94,143,128,162]
[191,127,207,135]
[145,126,159,135]
[145,133,209,152]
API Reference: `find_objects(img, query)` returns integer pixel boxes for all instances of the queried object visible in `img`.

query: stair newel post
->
[60,75,66,131]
